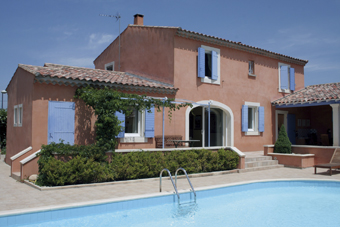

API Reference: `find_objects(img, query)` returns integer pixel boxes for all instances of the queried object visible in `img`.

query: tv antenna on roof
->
[99,13,121,71]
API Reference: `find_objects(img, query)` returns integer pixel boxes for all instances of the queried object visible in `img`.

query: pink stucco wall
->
[172,36,305,151]
[6,68,33,166]
[94,26,177,85]
[265,145,336,168]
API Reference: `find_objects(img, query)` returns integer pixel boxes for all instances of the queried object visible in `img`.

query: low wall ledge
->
[267,153,315,157]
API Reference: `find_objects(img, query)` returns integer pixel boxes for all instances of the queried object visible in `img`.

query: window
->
[14,104,23,127]
[248,107,255,131]
[198,45,220,85]
[105,61,115,71]
[279,63,295,93]
[242,102,264,135]
[125,109,141,137]
[248,61,255,76]
[115,107,155,143]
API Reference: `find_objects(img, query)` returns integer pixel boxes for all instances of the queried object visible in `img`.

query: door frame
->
[275,110,288,141]
[185,100,234,147]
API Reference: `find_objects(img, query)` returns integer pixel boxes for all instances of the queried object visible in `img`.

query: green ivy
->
[74,86,192,150]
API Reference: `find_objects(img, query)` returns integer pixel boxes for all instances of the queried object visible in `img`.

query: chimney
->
[133,14,144,25]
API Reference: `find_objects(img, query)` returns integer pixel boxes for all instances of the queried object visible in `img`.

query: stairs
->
[239,155,284,173]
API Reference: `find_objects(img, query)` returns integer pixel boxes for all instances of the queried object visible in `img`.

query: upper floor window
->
[105,61,115,71]
[248,61,255,76]
[198,45,220,85]
[279,63,295,93]
[14,104,23,127]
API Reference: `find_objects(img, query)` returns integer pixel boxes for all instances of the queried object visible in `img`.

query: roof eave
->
[34,75,178,95]
[176,30,308,66]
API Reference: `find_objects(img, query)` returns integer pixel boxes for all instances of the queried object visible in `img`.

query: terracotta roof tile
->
[18,63,177,94]
[128,25,308,65]
[272,82,340,105]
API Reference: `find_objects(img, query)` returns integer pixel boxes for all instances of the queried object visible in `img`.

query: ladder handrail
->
[175,167,196,198]
[160,168,180,201]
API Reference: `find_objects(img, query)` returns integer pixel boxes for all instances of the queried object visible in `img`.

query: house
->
[94,14,308,151]
[6,14,339,180]
[272,82,340,146]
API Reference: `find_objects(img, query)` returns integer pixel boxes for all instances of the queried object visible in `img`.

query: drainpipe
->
[162,97,167,149]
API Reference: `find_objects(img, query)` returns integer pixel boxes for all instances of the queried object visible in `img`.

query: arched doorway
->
[186,101,234,147]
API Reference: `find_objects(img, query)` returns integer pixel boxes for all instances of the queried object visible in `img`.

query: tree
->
[274,124,292,154]
[75,86,191,151]
[0,109,7,150]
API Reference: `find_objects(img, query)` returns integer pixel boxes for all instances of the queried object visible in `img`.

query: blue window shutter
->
[290,68,295,91]
[241,105,248,132]
[48,101,75,145]
[198,47,205,78]
[211,50,218,80]
[280,65,288,90]
[144,107,155,138]
[115,111,125,138]
[258,106,265,132]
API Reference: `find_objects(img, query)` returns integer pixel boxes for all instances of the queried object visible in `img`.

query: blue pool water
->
[2,180,340,227]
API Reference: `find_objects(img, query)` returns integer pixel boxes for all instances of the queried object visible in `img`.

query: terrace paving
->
[1,152,340,214]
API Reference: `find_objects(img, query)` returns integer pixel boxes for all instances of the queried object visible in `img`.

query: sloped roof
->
[176,28,308,66]
[272,82,340,107]
[127,25,308,66]
[18,63,177,94]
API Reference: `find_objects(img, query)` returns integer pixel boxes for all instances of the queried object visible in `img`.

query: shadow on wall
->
[75,100,96,145]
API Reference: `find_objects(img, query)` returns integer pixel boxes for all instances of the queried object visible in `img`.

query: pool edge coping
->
[1,178,340,218]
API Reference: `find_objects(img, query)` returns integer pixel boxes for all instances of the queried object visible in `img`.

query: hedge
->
[36,143,239,186]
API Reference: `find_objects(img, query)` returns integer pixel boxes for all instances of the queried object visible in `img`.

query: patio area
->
[1,152,340,214]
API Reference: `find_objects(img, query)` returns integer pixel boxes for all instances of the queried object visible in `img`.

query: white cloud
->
[88,33,115,49]
[305,63,340,72]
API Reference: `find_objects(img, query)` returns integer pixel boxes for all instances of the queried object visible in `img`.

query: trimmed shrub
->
[112,151,165,180]
[36,143,240,186]
[274,124,292,154]
[36,156,114,186]
[37,142,110,186]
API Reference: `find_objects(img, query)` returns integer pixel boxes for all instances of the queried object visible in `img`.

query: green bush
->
[0,109,6,149]
[37,143,240,186]
[36,156,114,186]
[37,142,110,186]
[113,149,239,181]
[112,151,165,180]
[274,125,292,154]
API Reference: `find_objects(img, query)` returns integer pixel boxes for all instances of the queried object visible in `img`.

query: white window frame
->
[120,110,148,143]
[200,45,220,85]
[14,104,23,127]
[245,101,260,136]
[105,61,115,71]
[124,109,141,137]
[278,62,291,93]
[248,60,256,77]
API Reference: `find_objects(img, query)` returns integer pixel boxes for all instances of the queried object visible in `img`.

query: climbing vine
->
[74,86,191,150]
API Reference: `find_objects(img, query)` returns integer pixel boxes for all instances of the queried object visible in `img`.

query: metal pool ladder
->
[159,168,196,203]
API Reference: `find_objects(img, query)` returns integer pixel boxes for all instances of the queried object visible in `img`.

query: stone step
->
[245,156,272,162]
[239,164,284,173]
[11,172,21,181]
[245,160,279,168]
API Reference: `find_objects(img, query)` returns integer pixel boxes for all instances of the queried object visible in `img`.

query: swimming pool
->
[1,180,340,227]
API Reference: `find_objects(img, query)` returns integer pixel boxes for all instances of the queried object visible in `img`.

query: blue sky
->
[1,0,340,108]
